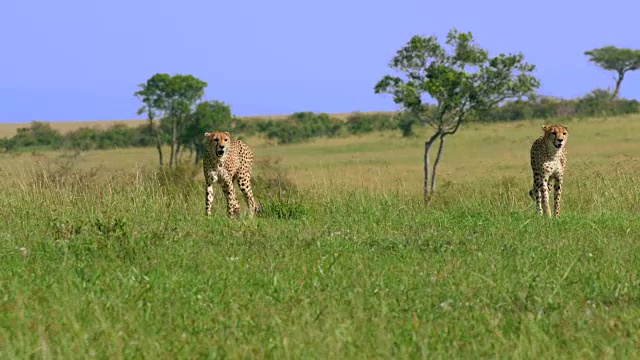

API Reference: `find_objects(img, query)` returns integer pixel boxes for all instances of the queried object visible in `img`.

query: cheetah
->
[203,131,260,218]
[528,124,569,217]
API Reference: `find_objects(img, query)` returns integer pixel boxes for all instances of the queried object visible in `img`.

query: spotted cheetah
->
[528,124,568,217]
[203,131,260,218]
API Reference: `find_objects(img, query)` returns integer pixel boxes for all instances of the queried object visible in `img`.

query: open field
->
[0,111,396,138]
[1,115,640,358]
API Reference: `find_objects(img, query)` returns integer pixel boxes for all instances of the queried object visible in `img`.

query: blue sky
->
[0,0,638,123]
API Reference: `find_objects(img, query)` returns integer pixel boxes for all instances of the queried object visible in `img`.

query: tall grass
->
[1,115,640,358]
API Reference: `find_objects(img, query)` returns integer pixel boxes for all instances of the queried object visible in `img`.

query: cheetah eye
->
[563,132,566,135]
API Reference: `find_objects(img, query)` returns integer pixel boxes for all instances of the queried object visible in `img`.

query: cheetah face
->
[204,131,231,158]
[542,124,568,150]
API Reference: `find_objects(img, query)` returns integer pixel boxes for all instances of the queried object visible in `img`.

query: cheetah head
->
[204,131,231,158]
[542,124,568,150]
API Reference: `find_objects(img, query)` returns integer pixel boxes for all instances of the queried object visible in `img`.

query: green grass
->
[1,115,640,358]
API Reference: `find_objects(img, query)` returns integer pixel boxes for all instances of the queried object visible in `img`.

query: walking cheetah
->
[528,124,568,217]
[203,131,260,218]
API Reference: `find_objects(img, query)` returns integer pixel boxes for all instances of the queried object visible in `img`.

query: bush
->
[394,111,422,137]
[262,112,345,144]
[576,89,640,117]
[64,127,99,151]
[130,123,160,147]
[3,89,639,153]
[11,121,64,150]
[230,117,260,137]
[262,120,309,144]
[0,137,12,152]
[345,112,397,135]
[477,90,639,121]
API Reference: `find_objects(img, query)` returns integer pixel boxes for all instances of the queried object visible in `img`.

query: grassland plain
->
[1,115,640,359]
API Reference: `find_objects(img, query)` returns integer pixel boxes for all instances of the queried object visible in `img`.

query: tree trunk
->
[195,148,202,165]
[176,143,182,164]
[430,133,446,194]
[156,138,164,167]
[170,119,177,167]
[613,71,624,99]
[194,143,203,165]
[423,131,441,203]
[148,117,163,167]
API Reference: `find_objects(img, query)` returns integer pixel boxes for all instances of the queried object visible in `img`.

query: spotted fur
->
[203,131,260,218]
[528,124,569,217]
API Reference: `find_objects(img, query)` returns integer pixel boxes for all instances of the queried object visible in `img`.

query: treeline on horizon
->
[1,88,638,154]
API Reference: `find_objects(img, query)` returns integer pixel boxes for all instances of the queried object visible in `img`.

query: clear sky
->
[1,0,638,123]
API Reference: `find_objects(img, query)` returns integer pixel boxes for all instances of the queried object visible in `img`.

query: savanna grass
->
[1,116,640,358]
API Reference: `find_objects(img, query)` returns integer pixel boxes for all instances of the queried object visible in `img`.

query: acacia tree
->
[375,28,540,202]
[134,73,171,166]
[183,100,232,164]
[163,74,207,166]
[584,46,640,98]
[134,73,207,167]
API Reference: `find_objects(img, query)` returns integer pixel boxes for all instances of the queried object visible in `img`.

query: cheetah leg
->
[238,173,259,217]
[222,176,240,218]
[204,174,216,216]
[529,184,539,202]
[532,174,543,215]
[531,184,551,201]
[541,177,551,217]
[553,175,563,217]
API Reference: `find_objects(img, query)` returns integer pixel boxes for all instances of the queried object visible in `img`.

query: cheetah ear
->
[224,132,231,138]
[541,124,549,132]
[204,132,211,138]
